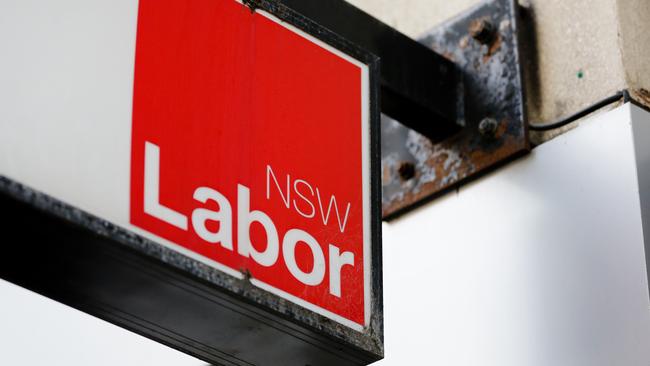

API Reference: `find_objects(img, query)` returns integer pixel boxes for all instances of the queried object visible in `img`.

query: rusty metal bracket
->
[381,0,529,219]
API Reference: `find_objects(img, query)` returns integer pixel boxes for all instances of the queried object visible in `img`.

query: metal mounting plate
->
[381,0,529,219]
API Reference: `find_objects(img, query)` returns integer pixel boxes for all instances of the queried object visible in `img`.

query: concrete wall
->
[617,0,650,103]
[347,0,645,128]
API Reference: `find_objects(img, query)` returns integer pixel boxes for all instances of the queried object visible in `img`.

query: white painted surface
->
[378,104,650,365]
[0,279,204,365]
[0,0,138,221]
[631,105,650,297]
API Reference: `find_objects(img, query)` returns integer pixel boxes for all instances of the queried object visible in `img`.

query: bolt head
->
[478,117,499,137]
[469,18,495,44]
[398,162,416,181]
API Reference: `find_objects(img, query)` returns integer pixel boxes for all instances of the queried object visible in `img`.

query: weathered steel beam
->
[279,0,460,142]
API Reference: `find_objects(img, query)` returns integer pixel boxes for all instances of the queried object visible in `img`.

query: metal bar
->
[279,0,460,142]
[381,0,530,218]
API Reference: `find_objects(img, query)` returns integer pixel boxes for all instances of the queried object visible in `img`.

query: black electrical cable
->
[529,90,630,131]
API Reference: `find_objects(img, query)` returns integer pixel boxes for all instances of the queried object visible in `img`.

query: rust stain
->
[459,35,470,50]
[382,122,526,217]
[483,34,502,62]
[382,165,392,186]
[633,88,650,107]
[469,18,495,45]
[442,51,456,62]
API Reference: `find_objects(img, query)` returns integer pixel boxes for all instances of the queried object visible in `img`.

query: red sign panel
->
[130,0,371,330]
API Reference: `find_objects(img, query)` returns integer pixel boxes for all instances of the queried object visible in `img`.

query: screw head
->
[469,18,495,44]
[478,117,499,137]
[398,162,416,181]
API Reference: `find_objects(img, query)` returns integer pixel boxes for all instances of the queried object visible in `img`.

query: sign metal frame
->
[0,0,383,364]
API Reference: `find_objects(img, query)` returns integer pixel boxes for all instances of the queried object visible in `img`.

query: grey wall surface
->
[377,104,650,365]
